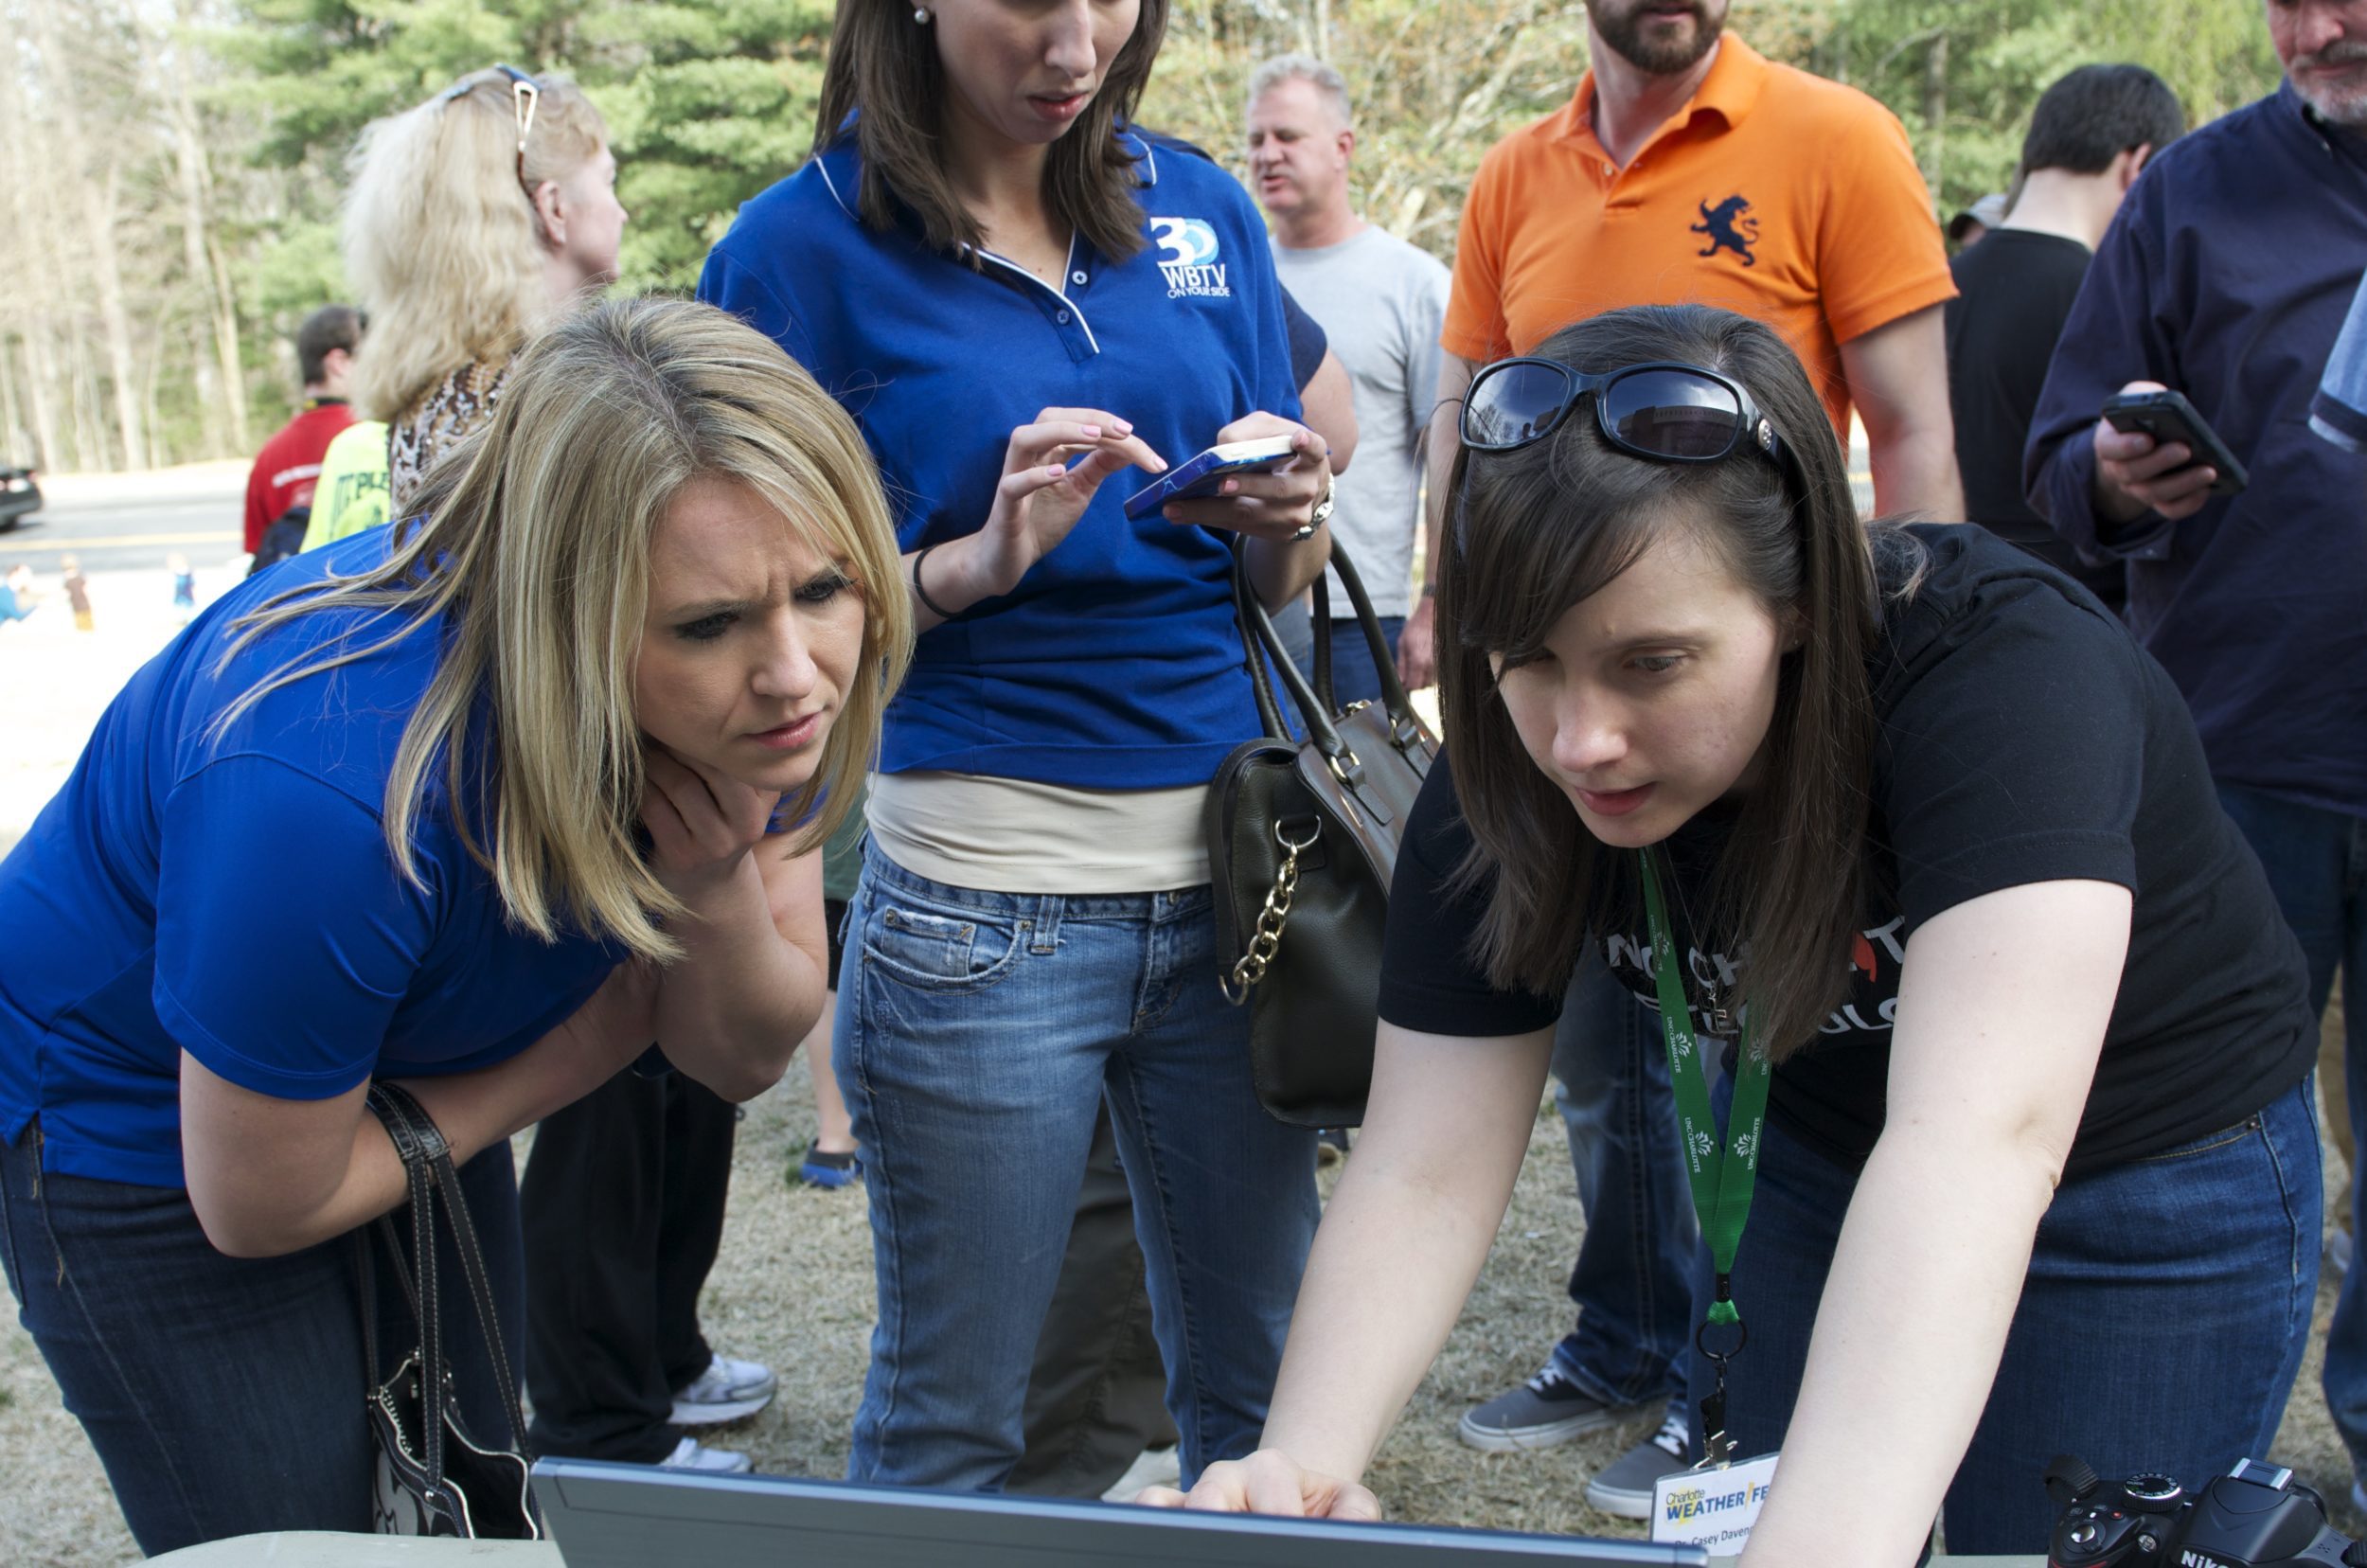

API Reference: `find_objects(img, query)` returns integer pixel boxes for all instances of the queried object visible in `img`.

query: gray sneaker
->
[1584,1405,1691,1519]
[1457,1363,1629,1452]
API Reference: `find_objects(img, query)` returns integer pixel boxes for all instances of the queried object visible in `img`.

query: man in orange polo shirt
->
[1400,0,1960,686]
[1426,0,1960,1521]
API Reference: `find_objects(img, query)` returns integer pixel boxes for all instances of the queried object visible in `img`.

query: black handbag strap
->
[1307,540,1430,755]
[370,1086,447,1492]
[1310,572,1337,716]
[1230,542,1358,782]
[1231,546,1294,744]
[362,1083,531,1479]
[1229,536,1427,774]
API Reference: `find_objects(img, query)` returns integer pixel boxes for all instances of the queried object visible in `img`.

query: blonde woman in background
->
[340,62,627,512]
[342,64,768,1473]
[0,299,909,1553]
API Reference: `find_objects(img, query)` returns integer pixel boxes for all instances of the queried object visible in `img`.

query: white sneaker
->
[658,1436,754,1473]
[1100,1445,1183,1503]
[670,1352,777,1428]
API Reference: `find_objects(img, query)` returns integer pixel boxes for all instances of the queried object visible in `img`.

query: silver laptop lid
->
[532,1458,1711,1567]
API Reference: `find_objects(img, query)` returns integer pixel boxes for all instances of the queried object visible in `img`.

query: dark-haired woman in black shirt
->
[1154,304,2321,1564]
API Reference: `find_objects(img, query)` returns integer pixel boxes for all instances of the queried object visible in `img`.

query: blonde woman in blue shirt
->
[0,300,909,1552]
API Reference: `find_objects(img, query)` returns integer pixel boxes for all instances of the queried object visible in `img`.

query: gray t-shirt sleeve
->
[1406,258,1451,444]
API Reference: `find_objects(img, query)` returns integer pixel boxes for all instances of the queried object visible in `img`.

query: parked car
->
[0,463,39,529]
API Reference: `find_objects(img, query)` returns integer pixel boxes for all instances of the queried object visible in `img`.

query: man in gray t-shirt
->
[1249,54,1450,703]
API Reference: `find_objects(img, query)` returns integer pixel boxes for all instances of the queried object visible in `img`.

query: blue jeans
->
[1268,597,1316,683]
[0,1120,525,1555]
[834,846,1321,1490]
[1683,1077,2321,1556]
[1548,958,1700,1409]
[2214,783,2367,1476]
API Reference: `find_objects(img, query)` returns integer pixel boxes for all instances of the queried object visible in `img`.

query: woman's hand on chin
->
[1135,1450,1382,1522]
[640,740,780,904]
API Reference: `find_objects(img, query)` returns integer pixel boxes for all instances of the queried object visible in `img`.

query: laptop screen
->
[532,1458,1712,1567]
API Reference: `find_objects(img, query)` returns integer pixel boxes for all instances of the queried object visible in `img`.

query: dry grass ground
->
[4,1007,2358,1567]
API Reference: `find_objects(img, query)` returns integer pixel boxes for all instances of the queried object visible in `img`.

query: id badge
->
[1649,1452,1780,1552]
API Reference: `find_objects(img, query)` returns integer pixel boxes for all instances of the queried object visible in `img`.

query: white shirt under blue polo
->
[700,131,1299,856]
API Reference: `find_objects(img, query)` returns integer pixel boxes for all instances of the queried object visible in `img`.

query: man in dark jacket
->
[2025,0,2367,1505]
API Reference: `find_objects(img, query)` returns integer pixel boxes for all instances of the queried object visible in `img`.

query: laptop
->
[532,1457,1712,1567]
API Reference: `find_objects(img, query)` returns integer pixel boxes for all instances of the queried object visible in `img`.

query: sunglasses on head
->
[440,63,542,193]
[1460,357,1793,476]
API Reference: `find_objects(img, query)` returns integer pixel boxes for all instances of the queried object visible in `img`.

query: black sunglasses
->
[1460,357,1793,477]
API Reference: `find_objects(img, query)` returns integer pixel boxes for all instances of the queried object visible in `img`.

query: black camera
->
[2046,1454,2367,1568]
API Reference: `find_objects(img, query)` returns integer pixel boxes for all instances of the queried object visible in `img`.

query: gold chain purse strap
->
[1220,818,1322,1002]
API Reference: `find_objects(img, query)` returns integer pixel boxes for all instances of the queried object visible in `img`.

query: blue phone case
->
[1123,437,1298,520]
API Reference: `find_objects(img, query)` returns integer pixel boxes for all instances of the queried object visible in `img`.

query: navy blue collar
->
[2282,79,2367,174]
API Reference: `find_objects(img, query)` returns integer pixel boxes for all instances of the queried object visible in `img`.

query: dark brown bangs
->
[1446,436,1661,674]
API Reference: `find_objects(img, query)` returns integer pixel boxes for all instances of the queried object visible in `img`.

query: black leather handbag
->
[358,1081,541,1540]
[1206,539,1438,1128]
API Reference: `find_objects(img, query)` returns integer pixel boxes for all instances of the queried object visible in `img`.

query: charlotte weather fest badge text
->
[1650,1453,1780,1551]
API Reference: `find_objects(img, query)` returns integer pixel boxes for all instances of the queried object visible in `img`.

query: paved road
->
[0,463,252,853]
[0,462,246,575]
[0,433,1874,574]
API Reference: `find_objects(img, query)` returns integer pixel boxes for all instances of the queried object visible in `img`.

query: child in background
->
[62,556,92,632]
[168,553,196,623]
[0,564,36,623]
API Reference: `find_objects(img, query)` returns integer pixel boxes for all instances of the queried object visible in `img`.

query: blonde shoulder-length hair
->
[219,297,913,964]
[344,66,608,423]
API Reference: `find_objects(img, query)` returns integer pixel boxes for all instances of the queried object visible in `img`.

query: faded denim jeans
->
[835,845,1320,1491]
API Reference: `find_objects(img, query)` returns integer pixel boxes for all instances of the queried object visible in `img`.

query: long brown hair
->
[1438,305,1915,1060]
[812,0,1170,263]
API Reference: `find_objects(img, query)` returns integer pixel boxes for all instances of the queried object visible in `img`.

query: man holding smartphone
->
[2025,0,2367,1508]
[1946,64,2185,615]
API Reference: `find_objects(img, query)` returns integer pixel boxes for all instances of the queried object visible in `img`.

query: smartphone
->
[2101,389,2249,497]
[1123,435,1302,521]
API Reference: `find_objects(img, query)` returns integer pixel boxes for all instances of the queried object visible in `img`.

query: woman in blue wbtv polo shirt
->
[702,0,1333,1494]
[0,300,909,1552]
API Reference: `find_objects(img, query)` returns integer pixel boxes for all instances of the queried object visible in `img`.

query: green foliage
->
[591,7,833,290]
[1141,0,1597,259]
[0,0,2302,471]
[1794,0,2282,218]
[216,0,832,304]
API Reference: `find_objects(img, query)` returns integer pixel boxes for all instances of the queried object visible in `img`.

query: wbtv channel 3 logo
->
[1148,217,1232,299]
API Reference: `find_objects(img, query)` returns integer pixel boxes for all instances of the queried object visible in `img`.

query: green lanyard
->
[1637,846,1771,1458]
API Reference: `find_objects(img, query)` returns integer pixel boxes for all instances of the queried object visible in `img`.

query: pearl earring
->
[914,5,932,20]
